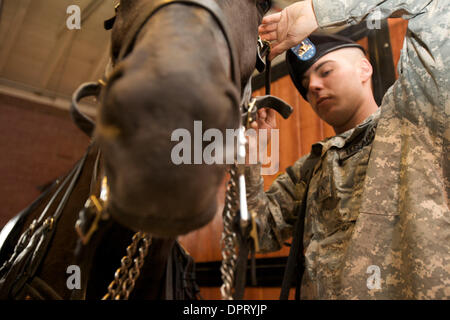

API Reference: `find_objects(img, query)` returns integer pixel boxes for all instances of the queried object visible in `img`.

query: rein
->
[0,147,92,299]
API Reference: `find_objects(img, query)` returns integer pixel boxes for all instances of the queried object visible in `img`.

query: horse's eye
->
[257,0,272,14]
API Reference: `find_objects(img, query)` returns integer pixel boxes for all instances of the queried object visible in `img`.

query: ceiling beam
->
[0,81,96,117]
[0,0,32,73]
[89,45,111,81]
[39,31,77,89]
[40,0,106,90]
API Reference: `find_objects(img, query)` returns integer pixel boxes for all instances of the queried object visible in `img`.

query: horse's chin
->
[102,158,225,237]
[107,194,218,238]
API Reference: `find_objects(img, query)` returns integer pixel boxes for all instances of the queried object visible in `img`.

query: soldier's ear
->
[359,58,373,84]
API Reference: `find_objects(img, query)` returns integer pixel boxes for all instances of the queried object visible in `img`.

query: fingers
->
[258,22,277,34]
[268,46,283,61]
[257,108,267,121]
[269,40,295,60]
[249,109,268,130]
[258,16,279,43]
[265,108,276,118]
[261,12,281,25]
[259,0,319,60]
[259,12,281,43]
[249,108,277,131]
[259,31,278,42]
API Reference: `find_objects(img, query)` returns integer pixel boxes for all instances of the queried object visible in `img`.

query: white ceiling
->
[0,0,292,113]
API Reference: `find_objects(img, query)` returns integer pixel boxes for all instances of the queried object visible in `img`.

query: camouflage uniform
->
[247,0,449,299]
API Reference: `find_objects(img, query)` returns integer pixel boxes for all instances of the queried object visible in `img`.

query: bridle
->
[70,0,293,300]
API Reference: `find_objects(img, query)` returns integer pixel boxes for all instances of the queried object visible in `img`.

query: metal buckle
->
[249,210,260,253]
[246,98,257,129]
[75,177,109,245]
[75,195,103,245]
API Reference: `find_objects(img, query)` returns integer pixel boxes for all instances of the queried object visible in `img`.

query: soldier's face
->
[302,48,368,129]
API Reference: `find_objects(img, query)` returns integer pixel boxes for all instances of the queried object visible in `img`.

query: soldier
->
[247,0,449,299]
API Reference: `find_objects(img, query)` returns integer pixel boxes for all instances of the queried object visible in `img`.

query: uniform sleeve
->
[312,0,434,28]
[245,155,309,253]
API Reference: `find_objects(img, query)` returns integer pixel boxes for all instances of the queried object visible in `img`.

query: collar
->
[311,107,381,157]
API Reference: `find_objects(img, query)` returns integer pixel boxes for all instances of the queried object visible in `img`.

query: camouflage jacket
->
[247,0,449,299]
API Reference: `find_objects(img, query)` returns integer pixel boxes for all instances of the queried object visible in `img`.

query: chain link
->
[102,232,152,300]
[220,165,240,300]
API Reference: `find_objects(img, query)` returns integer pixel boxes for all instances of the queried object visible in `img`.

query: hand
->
[246,108,277,164]
[250,108,277,132]
[258,0,319,60]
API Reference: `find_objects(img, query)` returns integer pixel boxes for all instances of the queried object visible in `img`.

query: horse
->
[0,0,273,300]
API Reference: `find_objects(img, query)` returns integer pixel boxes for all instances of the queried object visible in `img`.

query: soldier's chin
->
[320,107,347,127]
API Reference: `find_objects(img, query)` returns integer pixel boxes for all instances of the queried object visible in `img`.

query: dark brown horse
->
[0,0,272,299]
[99,0,272,237]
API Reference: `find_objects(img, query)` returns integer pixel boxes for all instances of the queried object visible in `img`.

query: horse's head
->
[96,0,271,237]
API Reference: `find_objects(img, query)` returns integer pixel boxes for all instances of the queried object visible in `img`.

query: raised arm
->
[260,0,448,136]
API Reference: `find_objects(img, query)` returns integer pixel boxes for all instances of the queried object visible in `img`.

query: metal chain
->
[102,232,152,300]
[220,164,240,300]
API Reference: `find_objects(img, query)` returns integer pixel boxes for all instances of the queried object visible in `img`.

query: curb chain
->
[102,232,152,300]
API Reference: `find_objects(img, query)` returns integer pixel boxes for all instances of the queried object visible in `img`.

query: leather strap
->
[233,215,250,300]
[164,251,174,300]
[70,82,100,138]
[254,95,293,119]
[233,230,256,300]
[17,277,63,300]
[70,146,113,300]
[279,152,321,300]
[0,181,56,266]
[0,146,91,299]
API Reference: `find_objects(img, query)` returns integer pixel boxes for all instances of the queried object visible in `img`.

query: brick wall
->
[0,93,90,228]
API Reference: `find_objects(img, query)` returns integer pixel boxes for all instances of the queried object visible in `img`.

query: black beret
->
[285,33,365,101]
